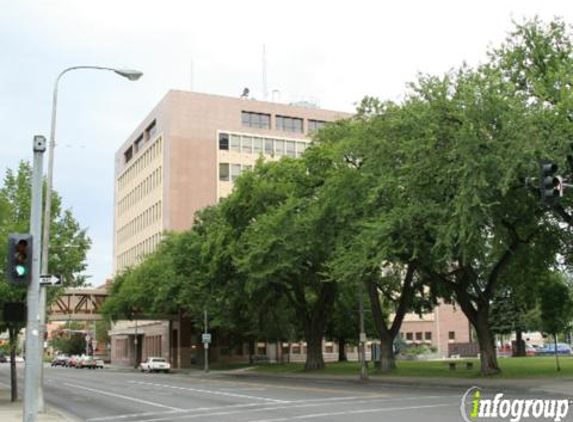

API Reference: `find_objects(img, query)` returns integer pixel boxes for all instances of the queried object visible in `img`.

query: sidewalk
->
[0,387,75,422]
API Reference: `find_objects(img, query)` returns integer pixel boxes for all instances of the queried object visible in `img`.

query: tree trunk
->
[379,336,396,373]
[475,310,500,375]
[9,327,17,402]
[304,321,326,370]
[248,339,255,365]
[300,282,335,371]
[337,338,347,362]
[513,329,526,357]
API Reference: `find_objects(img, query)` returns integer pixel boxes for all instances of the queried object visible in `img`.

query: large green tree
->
[0,161,90,399]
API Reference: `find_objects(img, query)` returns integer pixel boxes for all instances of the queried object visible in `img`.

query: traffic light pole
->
[24,136,46,422]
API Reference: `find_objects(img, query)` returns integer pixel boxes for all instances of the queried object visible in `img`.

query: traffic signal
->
[539,160,562,204]
[6,234,33,284]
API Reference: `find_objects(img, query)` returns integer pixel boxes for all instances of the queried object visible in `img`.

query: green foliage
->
[0,162,90,336]
[49,322,87,356]
[539,273,573,336]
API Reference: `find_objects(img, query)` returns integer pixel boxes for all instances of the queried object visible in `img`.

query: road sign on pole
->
[202,333,211,344]
[39,274,61,286]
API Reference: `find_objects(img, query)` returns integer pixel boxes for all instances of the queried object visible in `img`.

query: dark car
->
[0,355,6,363]
[51,355,69,367]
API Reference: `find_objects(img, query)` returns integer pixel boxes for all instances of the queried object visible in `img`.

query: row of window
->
[218,133,308,158]
[117,232,163,271]
[113,339,129,359]
[241,111,327,134]
[219,162,252,182]
[117,201,162,245]
[118,137,163,193]
[401,331,456,341]
[144,335,162,359]
[117,167,162,216]
[124,120,157,164]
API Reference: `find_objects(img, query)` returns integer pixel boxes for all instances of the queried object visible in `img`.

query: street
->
[3,365,571,422]
[0,365,464,422]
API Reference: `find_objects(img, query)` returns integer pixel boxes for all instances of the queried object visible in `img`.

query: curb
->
[217,370,573,395]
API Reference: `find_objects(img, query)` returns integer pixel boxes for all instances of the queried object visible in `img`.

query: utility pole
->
[24,135,46,422]
[358,281,368,381]
[204,308,209,373]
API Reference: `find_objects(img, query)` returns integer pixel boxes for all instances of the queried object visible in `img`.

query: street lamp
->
[37,65,142,412]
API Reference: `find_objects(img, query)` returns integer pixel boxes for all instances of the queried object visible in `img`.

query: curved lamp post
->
[37,65,142,412]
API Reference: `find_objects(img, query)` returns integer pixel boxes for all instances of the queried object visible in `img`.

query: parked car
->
[51,355,69,367]
[139,357,171,373]
[0,355,6,363]
[525,344,537,357]
[537,343,573,356]
[76,355,98,369]
[67,355,79,368]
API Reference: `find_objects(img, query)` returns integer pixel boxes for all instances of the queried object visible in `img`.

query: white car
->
[139,357,171,373]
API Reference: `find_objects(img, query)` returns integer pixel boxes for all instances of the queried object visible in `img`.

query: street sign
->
[202,333,211,344]
[39,274,61,286]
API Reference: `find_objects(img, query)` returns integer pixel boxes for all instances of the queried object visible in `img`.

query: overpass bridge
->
[48,287,108,321]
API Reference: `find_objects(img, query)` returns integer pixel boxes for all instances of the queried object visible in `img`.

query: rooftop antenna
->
[262,44,268,101]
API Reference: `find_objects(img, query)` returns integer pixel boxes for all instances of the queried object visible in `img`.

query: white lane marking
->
[244,403,453,422]
[126,396,457,422]
[218,388,267,391]
[86,403,265,422]
[129,381,287,403]
[63,383,185,411]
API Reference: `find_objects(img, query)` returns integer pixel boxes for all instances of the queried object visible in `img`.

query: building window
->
[124,146,133,164]
[231,164,241,181]
[275,140,285,157]
[406,332,413,341]
[253,137,263,155]
[241,111,271,129]
[146,120,157,140]
[308,119,326,133]
[230,134,241,152]
[425,332,432,341]
[286,141,296,158]
[276,115,303,133]
[242,136,253,154]
[449,331,456,341]
[296,142,307,157]
[264,138,274,155]
[219,163,230,181]
[415,332,423,341]
[134,135,143,153]
[219,133,229,150]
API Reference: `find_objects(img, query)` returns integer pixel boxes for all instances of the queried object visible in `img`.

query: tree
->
[0,161,91,398]
[49,323,88,356]
[539,273,573,371]
[227,159,339,370]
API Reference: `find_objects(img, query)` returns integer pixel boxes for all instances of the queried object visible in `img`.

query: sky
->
[1,0,573,286]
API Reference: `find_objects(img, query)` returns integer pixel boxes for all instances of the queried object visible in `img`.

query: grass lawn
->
[250,356,573,379]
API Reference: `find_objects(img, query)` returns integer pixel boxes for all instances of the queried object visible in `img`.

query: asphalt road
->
[1,364,571,422]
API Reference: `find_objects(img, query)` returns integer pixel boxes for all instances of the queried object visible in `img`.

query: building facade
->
[110,91,349,367]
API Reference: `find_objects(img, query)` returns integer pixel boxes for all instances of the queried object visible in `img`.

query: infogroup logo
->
[460,387,572,422]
